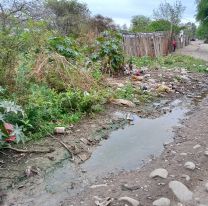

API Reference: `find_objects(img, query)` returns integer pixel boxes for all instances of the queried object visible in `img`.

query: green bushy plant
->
[0,89,25,146]
[48,36,80,59]
[92,30,124,72]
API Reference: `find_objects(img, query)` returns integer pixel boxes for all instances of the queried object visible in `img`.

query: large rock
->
[184,162,196,170]
[150,168,168,179]
[169,181,193,202]
[118,197,140,206]
[153,197,170,206]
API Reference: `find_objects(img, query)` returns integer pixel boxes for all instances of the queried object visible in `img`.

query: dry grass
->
[31,51,100,91]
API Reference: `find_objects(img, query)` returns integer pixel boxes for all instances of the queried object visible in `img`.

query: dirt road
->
[1,44,208,206]
[176,40,208,61]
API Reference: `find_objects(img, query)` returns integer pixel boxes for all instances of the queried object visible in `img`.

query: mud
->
[0,65,208,206]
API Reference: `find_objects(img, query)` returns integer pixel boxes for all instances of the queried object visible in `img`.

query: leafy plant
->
[48,36,80,59]
[93,30,124,72]
[0,97,25,146]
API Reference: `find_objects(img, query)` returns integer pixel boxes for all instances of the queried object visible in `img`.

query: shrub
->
[92,30,124,73]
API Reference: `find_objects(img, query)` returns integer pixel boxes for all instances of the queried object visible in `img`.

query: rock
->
[169,181,193,202]
[205,182,208,192]
[126,113,134,121]
[181,174,191,181]
[204,151,208,156]
[184,162,196,170]
[150,168,168,179]
[111,99,136,108]
[118,197,140,206]
[152,197,170,206]
[193,144,201,149]
[90,184,108,189]
[180,153,187,156]
[55,127,66,134]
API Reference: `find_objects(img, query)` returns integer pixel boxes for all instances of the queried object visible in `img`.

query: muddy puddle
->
[7,93,208,206]
[38,98,192,206]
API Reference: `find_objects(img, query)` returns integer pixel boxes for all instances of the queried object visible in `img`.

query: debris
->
[169,181,193,202]
[118,196,140,206]
[25,166,40,177]
[55,127,66,134]
[156,85,172,93]
[126,113,134,121]
[150,168,168,179]
[152,197,170,206]
[131,75,144,81]
[95,197,114,206]
[3,123,16,142]
[77,152,91,162]
[2,145,54,154]
[111,99,136,108]
[184,162,196,170]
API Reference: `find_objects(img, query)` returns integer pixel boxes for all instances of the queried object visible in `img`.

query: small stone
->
[184,162,196,170]
[181,175,191,181]
[118,197,140,206]
[193,144,201,149]
[204,151,208,156]
[153,197,170,206]
[150,168,168,179]
[180,153,187,156]
[169,181,193,202]
[205,182,208,192]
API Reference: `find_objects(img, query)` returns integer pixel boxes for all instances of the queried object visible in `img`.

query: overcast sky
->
[81,0,196,26]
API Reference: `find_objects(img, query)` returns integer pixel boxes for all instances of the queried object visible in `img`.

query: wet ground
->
[3,93,208,206]
[1,64,208,205]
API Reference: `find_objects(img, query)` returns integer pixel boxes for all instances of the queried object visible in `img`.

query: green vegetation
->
[131,55,208,72]
[196,0,208,41]
[0,0,205,150]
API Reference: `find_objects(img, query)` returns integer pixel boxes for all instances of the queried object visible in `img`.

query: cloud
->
[82,0,197,26]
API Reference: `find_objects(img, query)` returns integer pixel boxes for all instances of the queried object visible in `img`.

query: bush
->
[92,30,124,73]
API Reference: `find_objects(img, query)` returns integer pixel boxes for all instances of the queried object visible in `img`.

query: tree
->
[184,22,196,39]
[90,14,116,34]
[0,0,28,30]
[148,19,171,32]
[46,0,90,36]
[153,1,185,26]
[131,15,151,32]
[196,0,208,41]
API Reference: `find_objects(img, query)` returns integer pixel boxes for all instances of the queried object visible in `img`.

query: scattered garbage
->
[156,84,172,93]
[111,99,136,107]
[25,166,41,177]
[3,123,16,143]
[94,197,114,206]
[55,127,66,134]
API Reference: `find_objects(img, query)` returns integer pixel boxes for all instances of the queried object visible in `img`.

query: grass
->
[131,54,208,73]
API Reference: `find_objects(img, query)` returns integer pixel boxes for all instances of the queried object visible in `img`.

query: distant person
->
[172,39,177,52]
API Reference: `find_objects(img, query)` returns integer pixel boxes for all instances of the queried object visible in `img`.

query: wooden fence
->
[122,32,190,57]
